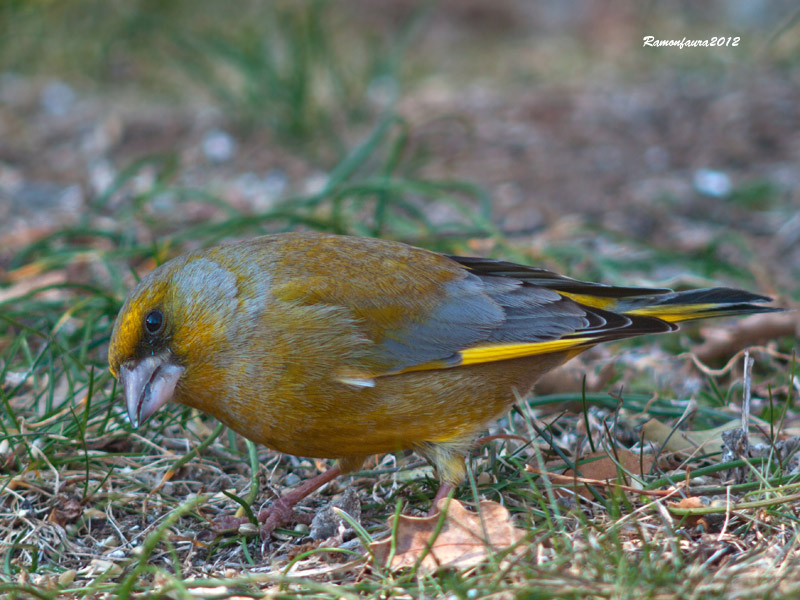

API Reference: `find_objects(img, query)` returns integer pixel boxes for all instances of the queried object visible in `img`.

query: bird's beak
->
[119,354,185,428]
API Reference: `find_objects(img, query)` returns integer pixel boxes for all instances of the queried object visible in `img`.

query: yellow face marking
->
[108,278,171,377]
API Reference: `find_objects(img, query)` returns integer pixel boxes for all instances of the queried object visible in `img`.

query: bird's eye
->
[144,309,165,335]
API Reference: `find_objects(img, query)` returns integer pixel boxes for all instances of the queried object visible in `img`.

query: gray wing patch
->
[372,271,595,373]
[374,274,503,372]
[478,275,595,343]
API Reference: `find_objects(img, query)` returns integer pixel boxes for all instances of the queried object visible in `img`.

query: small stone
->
[303,171,328,195]
[58,570,76,587]
[40,80,76,116]
[309,486,361,541]
[88,159,116,197]
[202,129,237,163]
[693,168,732,198]
[83,508,105,520]
[260,169,288,205]
[294,522,309,535]
[284,473,301,486]
[238,522,259,537]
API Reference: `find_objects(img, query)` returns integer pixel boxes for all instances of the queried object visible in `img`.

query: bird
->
[108,231,781,536]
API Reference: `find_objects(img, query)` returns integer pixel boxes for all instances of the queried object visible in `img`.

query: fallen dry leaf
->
[549,449,655,499]
[525,464,679,498]
[692,312,797,363]
[369,499,525,571]
[567,449,654,481]
[667,496,709,528]
[642,418,742,457]
[48,497,82,527]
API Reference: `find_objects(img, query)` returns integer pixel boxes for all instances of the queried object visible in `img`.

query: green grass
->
[1,126,797,597]
[2,1,799,599]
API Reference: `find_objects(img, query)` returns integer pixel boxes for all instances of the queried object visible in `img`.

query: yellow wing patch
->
[556,292,618,310]
[390,337,593,376]
[459,337,593,365]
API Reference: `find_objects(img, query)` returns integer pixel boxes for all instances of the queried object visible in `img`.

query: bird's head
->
[108,251,252,428]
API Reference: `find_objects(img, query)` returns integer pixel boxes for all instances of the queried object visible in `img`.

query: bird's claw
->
[210,514,253,536]
[211,498,310,539]
[255,498,301,539]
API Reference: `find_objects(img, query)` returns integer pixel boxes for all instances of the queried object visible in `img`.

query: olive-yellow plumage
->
[108,232,779,531]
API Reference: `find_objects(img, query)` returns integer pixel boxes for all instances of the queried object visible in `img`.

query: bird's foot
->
[211,463,344,538]
[210,499,310,538]
[211,514,252,535]
[254,499,313,539]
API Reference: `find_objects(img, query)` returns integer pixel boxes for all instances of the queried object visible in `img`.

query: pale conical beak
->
[119,354,185,428]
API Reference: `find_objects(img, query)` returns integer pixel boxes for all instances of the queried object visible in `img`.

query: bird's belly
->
[212,353,570,460]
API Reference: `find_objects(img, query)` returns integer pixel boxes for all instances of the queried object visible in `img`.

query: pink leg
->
[255,464,342,538]
[213,464,343,538]
[428,482,454,515]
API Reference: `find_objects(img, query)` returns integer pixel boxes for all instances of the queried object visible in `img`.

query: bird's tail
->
[449,256,783,362]
[610,288,782,324]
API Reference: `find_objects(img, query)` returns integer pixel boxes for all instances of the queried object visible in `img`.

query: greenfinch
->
[108,232,780,535]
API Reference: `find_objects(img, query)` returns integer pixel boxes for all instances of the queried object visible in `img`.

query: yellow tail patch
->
[625,303,718,323]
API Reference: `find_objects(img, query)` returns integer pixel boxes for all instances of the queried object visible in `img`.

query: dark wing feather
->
[450,256,672,297]
[370,263,675,375]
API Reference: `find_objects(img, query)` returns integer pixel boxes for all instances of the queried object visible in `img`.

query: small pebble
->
[261,168,288,202]
[309,486,361,540]
[303,171,328,195]
[88,159,116,196]
[83,508,105,520]
[693,168,732,198]
[202,129,237,163]
[58,570,76,587]
[238,522,259,537]
[40,80,76,116]
[294,522,309,535]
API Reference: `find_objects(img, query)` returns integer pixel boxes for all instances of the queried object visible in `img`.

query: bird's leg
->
[424,435,530,516]
[212,464,343,538]
[428,482,454,516]
[255,464,342,538]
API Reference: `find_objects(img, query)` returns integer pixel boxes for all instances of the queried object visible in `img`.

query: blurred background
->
[1,0,798,293]
[1,2,799,589]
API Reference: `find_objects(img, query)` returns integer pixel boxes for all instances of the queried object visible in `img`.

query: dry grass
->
[1,1,799,598]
